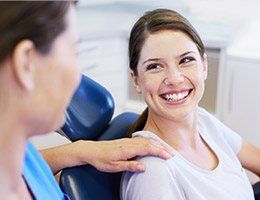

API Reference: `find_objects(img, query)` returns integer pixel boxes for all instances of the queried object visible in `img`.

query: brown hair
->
[0,1,75,64]
[128,9,205,136]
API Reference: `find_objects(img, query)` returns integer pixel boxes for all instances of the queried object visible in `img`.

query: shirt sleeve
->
[120,156,185,200]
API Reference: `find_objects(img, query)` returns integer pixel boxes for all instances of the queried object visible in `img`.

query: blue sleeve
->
[23,142,67,200]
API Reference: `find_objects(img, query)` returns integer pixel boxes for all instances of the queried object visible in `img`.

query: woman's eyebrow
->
[143,51,196,64]
[142,51,196,65]
[142,58,162,65]
[179,51,196,58]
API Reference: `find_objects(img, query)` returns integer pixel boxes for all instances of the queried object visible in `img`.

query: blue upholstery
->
[59,74,139,200]
[61,75,115,141]
[253,182,260,200]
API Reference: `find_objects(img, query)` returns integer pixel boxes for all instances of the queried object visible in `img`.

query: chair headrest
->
[60,74,114,141]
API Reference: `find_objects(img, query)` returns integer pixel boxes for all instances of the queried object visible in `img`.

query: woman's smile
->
[160,88,193,106]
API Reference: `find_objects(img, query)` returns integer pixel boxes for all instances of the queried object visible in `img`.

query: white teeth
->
[163,91,189,102]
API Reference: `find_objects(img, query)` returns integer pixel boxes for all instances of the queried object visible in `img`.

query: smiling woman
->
[121,9,259,200]
[132,30,207,121]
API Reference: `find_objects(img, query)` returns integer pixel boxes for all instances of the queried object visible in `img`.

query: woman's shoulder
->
[124,131,177,180]
[121,154,177,195]
[120,142,180,199]
[197,107,225,135]
[121,156,176,187]
[137,153,173,172]
[198,107,242,156]
[198,107,215,121]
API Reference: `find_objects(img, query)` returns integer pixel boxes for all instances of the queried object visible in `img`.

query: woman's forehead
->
[139,30,199,61]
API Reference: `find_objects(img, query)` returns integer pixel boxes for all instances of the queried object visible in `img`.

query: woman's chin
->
[46,114,66,134]
[55,114,66,130]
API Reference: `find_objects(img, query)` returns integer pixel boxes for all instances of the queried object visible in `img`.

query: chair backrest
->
[60,74,115,141]
[59,74,139,200]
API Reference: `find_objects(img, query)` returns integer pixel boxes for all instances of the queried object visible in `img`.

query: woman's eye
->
[146,63,162,71]
[180,56,195,64]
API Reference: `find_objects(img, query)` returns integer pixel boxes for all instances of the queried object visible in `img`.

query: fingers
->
[127,137,174,160]
[89,137,174,173]
[108,161,146,173]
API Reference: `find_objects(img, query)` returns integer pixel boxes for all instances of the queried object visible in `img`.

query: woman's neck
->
[0,110,29,197]
[143,108,200,150]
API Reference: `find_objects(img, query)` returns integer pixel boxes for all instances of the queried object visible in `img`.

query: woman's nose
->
[163,67,184,85]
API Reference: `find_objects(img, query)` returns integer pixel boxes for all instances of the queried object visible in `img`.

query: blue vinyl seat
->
[254,182,260,200]
[59,74,138,200]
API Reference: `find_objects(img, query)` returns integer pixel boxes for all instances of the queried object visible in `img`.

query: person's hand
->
[76,137,174,173]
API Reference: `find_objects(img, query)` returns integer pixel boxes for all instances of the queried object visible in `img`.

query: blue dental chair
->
[59,74,138,200]
[59,74,260,200]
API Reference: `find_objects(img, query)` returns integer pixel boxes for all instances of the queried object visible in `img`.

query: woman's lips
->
[160,89,193,104]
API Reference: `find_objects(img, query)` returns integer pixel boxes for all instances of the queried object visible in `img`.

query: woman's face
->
[32,5,81,133]
[132,30,207,121]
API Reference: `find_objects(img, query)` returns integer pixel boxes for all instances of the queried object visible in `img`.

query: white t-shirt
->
[121,107,254,200]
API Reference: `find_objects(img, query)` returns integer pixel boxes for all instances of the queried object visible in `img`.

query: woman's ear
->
[202,53,208,80]
[12,40,36,92]
[130,70,141,94]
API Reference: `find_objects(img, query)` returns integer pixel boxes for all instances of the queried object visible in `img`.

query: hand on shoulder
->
[77,137,174,173]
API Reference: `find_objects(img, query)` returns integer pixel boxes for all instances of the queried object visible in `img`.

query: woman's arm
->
[237,140,260,177]
[40,137,174,174]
